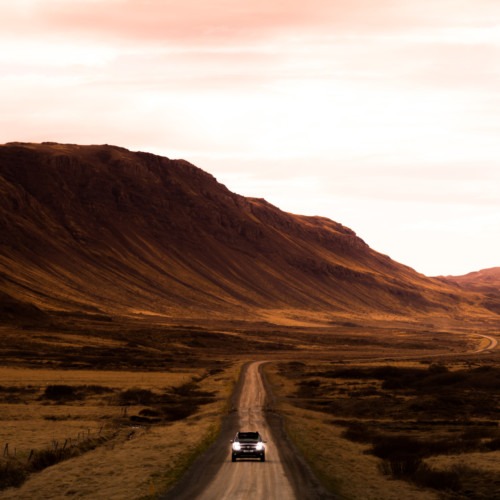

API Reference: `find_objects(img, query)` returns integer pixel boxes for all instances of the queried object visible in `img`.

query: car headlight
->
[256,442,263,451]
[232,442,241,451]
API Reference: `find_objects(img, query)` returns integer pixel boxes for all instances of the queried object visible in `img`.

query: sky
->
[1,0,499,276]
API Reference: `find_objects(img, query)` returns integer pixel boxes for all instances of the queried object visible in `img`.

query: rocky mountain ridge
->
[0,142,497,324]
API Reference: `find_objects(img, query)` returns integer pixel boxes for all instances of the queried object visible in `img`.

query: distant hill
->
[442,268,500,314]
[443,268,500,291]
[0,142,497,324]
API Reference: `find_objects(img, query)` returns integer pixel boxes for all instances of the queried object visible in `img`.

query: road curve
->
[473,334,498,353]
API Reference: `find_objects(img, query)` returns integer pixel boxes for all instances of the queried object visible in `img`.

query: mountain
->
[442,268,500,314]
[443,268,500,291]
[0,142,496,325]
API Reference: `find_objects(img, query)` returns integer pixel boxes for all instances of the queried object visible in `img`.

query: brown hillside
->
[442,268,500,314]
[443,267,500,291]
[0,142,495,324]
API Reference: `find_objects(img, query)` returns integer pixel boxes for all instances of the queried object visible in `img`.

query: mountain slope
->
[442,268,500,314]
[0,142,494,323]
[443,268,500,291]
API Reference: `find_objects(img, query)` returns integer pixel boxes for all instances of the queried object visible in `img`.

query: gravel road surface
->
[164,361,334,499]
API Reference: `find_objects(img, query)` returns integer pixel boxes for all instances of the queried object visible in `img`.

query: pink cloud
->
[4,0,325,42]
[5,0,486,44]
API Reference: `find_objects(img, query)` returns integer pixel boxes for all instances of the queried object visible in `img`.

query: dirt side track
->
[163,362,335,500]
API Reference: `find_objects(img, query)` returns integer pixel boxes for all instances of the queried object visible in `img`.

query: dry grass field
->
[0,360,241,499]
[266,349,500,500]
[0,314,498,499]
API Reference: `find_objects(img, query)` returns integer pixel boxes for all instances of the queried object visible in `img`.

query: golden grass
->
[265,363,438,500]
[2,407,218,499]
[0,362,242,499]
[0,366,199,389]
[266,355,500,499]
[0,367,200,454]
[426,451,500,475]
[0,407,110,452]
[279,403,436,500]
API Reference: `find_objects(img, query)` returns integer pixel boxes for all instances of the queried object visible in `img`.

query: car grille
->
[240,443,258,451]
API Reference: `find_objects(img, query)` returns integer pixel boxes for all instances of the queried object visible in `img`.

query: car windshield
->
[237,432,259,441]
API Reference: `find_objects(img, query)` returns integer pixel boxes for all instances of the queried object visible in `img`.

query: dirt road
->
[473,333,498,353]
[164,361,333,500]
[195,361,295,499]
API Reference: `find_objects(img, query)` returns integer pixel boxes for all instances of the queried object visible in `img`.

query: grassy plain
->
[266,349,500,500]
[0,313,499,499]
[0,339,241,499]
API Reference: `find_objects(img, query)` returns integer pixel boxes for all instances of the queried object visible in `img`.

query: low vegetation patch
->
[274,360,500,499]
[28,432,114,473]
[41,384,115,402]
[0,460,28,490]
[118,381,216,423]
[0,430,114,492]
[0,361,236,497]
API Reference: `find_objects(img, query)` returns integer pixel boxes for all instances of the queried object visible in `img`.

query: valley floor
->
[0,315,499,499]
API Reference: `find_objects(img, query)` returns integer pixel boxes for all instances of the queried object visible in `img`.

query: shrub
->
[42,385,79,401]
[416,371,466,389]
[28,436,107,473]
[40,384,114,403]
[118,388,156,405]
[371,435,426,460]
[371,433,482,459]
[161,404,196,421]
[379,459,461,492]
[29,448,73,471]
[171,382,213,399]
[82,385,114,395]
[0,461,27,490]
[379,456,422,478]
[170,383,215,406]
[139,408,161,417]
[295,379,322,397]
[413,463,461,491]
[427,363,448,374]
[341,423,374,443]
